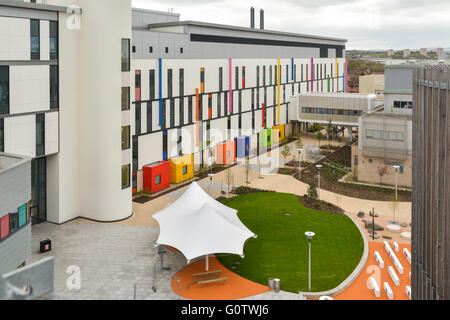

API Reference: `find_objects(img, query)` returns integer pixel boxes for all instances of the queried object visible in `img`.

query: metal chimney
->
[260,9,264,29]
[250,7,255,28]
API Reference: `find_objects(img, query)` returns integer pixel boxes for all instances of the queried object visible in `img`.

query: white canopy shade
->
[153,182,256,261]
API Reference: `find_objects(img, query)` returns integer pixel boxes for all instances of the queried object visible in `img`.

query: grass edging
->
[298,211,369,299]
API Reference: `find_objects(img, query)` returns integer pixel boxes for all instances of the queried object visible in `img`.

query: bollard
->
[268,278,274,289]
[273,278,281,293]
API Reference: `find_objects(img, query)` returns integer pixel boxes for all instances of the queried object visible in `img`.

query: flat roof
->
[0,153,31,173]
[0,0,81,13]
[363,112,412,120]
[147,20,347,43]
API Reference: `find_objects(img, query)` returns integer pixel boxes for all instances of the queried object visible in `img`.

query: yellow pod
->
[169,154,194,184]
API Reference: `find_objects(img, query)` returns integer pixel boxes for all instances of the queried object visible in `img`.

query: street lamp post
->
[298,149,303,180]
[393,165,400,202]
[316,165,323,200]
[305,232,315,292]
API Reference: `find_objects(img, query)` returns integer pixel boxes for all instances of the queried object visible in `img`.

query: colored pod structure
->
[169,154,194,184]
[235,136,250,159]
[143,161,171,194]
[216,140,236,165]
[272,124,285,144]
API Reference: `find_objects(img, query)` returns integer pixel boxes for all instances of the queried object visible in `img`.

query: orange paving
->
[334,242,412,300]
[171,256,271,300]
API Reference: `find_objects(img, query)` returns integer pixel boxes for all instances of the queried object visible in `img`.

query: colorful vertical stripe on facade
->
[229,58,232,114]
[291,58,294,81]
[311,58,314,92]
[200,68,205,93]
[277,58,281,124]
[196,88,199,147]
[262,103,265,128]
[345,57,348,93]
[158,58,163,126]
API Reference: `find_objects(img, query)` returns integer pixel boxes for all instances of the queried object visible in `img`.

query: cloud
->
[131,0,450,50]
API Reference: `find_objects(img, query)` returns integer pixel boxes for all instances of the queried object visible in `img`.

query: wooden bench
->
[187,270,227,290]
[198,277,228,288]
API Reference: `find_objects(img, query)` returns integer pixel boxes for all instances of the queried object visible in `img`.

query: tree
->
[307,184,318,200]
[326,121,334,151]
[226,168,234,198]
[377,166,390,185]
[316,131,325,147]
[245,157,251,185]
[280,143,291,166]
[389,194,400,224]
[295,131,303,150]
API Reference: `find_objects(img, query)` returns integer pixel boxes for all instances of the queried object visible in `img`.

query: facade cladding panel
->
[412,65,450,300]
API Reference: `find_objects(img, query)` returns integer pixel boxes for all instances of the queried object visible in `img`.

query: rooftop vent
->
[260,9,264,29]
[250,7,255,29]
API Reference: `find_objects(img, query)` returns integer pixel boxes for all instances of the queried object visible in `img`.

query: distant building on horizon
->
[419,48,428,57]
[403,49,411,58]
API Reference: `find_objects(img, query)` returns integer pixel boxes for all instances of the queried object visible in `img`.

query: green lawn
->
[218,193,364,293]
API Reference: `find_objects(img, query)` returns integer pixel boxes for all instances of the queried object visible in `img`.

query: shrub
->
[307,184,318,200]
[233,186,275,195]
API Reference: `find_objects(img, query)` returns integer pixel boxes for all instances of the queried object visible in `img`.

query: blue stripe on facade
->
[291,58,294,81]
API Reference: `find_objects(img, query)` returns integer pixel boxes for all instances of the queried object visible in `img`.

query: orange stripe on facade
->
[196,88,199,147]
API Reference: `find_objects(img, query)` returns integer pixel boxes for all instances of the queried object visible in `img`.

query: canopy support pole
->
[206,255,209,271]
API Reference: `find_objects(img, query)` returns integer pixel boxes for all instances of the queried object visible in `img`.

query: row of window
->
[121,39,132,191]
[0,204,29,242]
[0,65,59,115]
[30,19,58,60]
[133,63,343,103]
[302,107,361,116]
[393,101,413,109]
[133,45,184,55]
[366,129,405,142]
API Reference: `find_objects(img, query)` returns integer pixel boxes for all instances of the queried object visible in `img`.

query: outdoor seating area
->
[171,256,270,300]
[333,242,412,300]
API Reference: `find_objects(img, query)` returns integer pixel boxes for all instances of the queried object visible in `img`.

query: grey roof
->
[147,20,348,43]
[0,0,81,13]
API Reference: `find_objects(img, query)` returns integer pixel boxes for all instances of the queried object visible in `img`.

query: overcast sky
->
[132,0,449,50]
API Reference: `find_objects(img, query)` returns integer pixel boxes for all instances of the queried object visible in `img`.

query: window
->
[121,87,130,110]
[369,159,373,164]
[170,99,175,127]
[132,46,136,53]
[9,210,19,234]
[135,103,141,135]
[0,66,9,115]
[256,66,260,87]
[146,102,152,133]
[135,70,141,101]
[149,46,153,53]
[180,47,184,54]
[235,66,239,89]
[30,19,40,60]
[219,67,223,92]
[165,47,169,54]
[167,69,173,98]
[36,114,45,157]
[121,39,130,72]
[155,175,161,186]
[122,164,131,189]
[149,69,155,101]
[121,126,130,150]
[179,68,184,97]
[50,65,58,109]
[354,155,358,166]
[49,21,58,60]
[182,165,188,175]
[188,96,193,124]
[0,118,4,152]
[394,101,413,109]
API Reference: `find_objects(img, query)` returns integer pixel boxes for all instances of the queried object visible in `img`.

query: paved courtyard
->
[28,222,186,300]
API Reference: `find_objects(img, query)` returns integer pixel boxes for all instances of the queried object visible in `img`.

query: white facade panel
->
[139,132,162,168]
[4,115,35,157]
[45,111,59,155]
[40,20,50,61]
[0,17,29,61]
[10,65,50,115]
